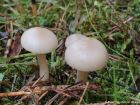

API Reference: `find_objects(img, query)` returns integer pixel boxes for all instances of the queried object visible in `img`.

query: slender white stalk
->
[37,54,49,81]
[76,71,88,82]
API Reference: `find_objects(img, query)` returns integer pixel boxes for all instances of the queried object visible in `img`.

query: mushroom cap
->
[21,27,58,54]
[65,38,108,71]
[65,34,87,48]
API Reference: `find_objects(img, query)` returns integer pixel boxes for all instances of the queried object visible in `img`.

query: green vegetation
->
[0,0,140,104]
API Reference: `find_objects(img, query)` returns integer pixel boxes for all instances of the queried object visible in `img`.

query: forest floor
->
[0,0,140,105]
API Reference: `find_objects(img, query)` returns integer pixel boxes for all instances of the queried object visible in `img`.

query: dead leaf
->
[5,34,22,57]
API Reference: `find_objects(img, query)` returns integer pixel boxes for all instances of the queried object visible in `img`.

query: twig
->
[47,94,60,105]
[39,91,48,101]
[47,83,73,105]
[0,91,30,97]
[78,82,89,105]
[0,82,100,105]
[32,75,45,87]
[123,17,133,24]
[15,87,33,105]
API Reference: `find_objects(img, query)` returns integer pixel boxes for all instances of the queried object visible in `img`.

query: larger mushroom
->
[65,34,108,82]
[21,27,58,81]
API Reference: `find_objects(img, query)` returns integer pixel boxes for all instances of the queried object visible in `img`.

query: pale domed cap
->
[65,38,108,71]
[21,27,58,54]
[65,34,87,48]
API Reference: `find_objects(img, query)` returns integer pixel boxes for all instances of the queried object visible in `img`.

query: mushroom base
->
[76,71,88,82]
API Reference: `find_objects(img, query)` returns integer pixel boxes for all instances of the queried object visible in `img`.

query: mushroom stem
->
[76,71,88,82]
[37,54,49,81]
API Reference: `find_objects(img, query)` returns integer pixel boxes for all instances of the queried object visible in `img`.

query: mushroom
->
[21,27,58,81]
[65,33,87,47]
[65,34,108,82]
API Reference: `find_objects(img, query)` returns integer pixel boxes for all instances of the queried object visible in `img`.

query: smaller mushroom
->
[21,27,58,81]
[65,34,108,82]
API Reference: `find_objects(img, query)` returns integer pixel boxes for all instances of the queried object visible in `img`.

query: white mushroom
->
[65,34,108,82]
[65,34,87,48]
[21,27,58,81]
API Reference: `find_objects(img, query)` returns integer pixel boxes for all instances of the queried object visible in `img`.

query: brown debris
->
[4,39,12,57]
[0,81,100,105]
[128,30,140,55]
[78,82,89,105]
[56,39,66,56]
[4,34,22,57]
[0,91,31,97]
